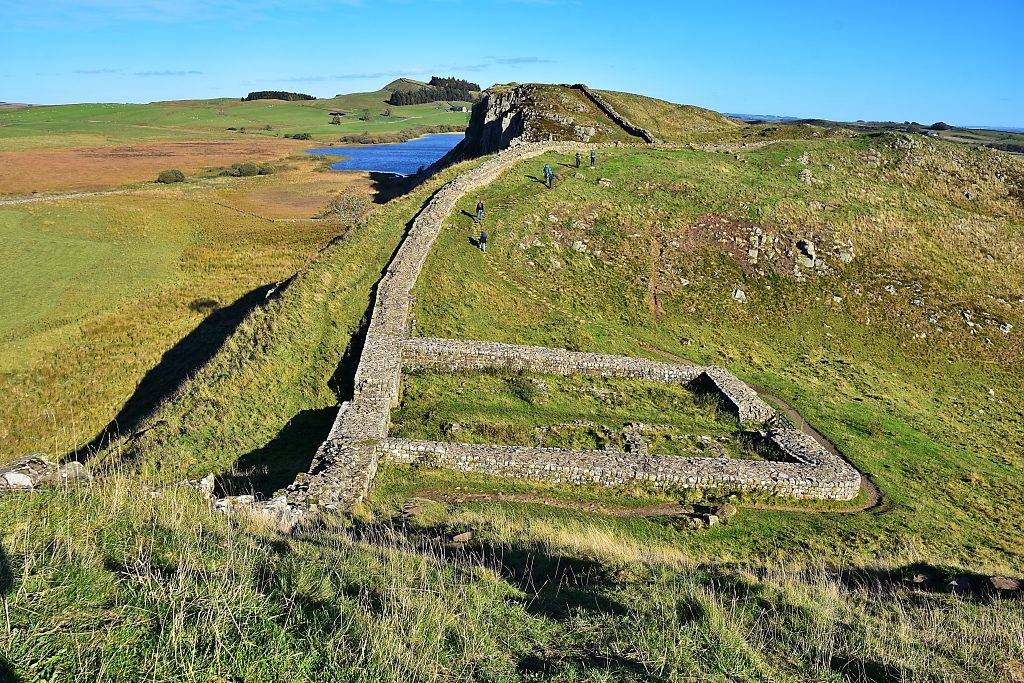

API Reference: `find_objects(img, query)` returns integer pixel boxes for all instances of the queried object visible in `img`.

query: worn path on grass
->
[409,484,875,516]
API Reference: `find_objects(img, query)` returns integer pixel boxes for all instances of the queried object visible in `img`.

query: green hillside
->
[595,89,740,140]
[4,83,1024,682]
[0,90,471,151]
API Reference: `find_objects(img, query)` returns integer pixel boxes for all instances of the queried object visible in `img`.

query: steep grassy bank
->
[97,159,483,486]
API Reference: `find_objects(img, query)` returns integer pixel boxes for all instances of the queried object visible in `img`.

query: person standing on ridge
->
[479,229,487,253]
[590,150,596,168]
[575,151,582,168]
[476,200,484,223]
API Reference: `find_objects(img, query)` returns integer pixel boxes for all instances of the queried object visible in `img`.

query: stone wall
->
[570,84,661,144]
[397,337,775,424]
[277,134,863,514]
[376,438,860,501]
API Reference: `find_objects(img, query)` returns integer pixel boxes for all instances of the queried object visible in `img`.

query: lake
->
[306,133,464,176]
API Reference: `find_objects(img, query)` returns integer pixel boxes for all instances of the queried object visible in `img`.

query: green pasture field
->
[0,162,354,461]
[0,90,471,150]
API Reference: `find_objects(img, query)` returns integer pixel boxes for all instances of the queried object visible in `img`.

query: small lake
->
[306,133,464,176]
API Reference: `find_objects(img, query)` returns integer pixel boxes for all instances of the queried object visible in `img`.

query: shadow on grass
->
[215,407,337,498]
[0,655,22,683]
[78,281,282,461]
[1,544,22,683]
[368,172,414,205]
[829,656,907,683]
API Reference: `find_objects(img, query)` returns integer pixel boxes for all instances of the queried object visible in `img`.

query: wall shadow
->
[215,407,337,499]
[78,282,281,461]
[368,172,414,204]
[0,544,21,682]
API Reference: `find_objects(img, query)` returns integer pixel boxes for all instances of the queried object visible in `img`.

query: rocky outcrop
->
[0,453,91,491]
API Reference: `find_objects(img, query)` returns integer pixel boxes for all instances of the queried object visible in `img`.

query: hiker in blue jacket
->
[479,230,487,253]
[590,149,596,168]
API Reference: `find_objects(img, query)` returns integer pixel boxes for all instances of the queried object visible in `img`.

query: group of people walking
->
[473,150,598,253]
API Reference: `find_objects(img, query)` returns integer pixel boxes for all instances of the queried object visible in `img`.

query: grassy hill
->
[0,91,471,152]
[595,89,740,141]
[3,83,1024,682]
[409,134,1024,567]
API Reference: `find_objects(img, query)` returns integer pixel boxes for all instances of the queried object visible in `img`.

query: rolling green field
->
[3,85,1024,682]
[0,157,363,461]
[0,89,471,151]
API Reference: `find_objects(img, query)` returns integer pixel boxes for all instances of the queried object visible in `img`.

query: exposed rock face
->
[460,83,658,157]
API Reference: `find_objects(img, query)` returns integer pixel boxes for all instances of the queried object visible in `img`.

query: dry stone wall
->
[280,138,863,514]
[570,84,661,144]
[397,337,774,424]
[377,438,860,501]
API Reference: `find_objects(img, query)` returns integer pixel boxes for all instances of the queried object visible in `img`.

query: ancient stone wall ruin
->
[570,84,661,144]
[280,139,863,514]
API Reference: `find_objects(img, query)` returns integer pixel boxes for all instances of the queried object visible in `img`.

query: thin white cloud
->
[74,68,117,74]
[497,57,555,65]
[135,70,203,76]
[336,69,430,79]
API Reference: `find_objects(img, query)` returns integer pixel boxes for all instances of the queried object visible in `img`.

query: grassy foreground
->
[3,475,1024,683]
[410,134,1024,569]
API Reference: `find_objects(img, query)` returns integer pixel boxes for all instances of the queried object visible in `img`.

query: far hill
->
[382,78,430,94]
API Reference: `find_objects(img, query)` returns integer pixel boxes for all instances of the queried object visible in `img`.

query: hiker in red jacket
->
[476,200,484,222]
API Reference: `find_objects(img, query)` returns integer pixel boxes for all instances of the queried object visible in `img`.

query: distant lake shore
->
[306,133,464,176]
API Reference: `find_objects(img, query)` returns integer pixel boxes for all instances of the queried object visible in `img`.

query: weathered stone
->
[57,461,92,483]
[3,472,33,489]
[732,288,747,304]
[989,576,1024,592]
[715,503,738,519]
[451,531,473,543]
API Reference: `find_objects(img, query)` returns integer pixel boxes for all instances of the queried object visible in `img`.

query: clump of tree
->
[315,190,372,226]
[284,132,313,140]
[330,116,342,125]
[387,82,478,107]
[242,91,315,102]
[335,124,466,145]
[428,77,480,91]
[156,169,185,184]
[220,162,276,177]
[930,122,952,131]
[990,142,1024,153]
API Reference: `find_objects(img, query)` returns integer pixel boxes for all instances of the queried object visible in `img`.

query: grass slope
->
[409,135,1024,568]
[0,158,372,462]
[595,89,740,141]
[97,159,482,486]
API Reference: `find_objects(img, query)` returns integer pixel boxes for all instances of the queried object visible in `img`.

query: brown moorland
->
[0,139,311,195]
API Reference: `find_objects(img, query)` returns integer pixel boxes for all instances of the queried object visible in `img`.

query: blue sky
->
[1,0,1021,127]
